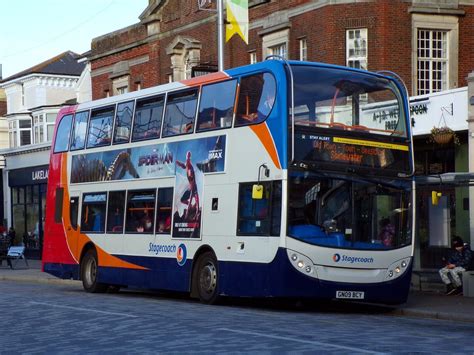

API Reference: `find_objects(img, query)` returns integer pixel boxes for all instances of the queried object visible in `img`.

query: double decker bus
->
[43,59,414,304]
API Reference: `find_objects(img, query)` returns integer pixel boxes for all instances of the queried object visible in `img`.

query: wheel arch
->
[79,242,97,280]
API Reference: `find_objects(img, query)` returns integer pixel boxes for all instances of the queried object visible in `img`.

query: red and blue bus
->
[43,59,414,304]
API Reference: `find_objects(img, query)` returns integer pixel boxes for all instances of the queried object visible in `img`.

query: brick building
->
[88,0,474,271]
[89,0,474,100]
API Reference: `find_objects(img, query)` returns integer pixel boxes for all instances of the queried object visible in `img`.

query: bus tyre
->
[196,252,219,304]
[81,249,108,293]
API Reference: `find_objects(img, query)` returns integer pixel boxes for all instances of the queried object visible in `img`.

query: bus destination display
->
[295,133,410,172]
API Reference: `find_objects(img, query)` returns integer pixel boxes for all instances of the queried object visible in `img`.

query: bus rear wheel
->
[81,248,108,293]
[196,252,219,304]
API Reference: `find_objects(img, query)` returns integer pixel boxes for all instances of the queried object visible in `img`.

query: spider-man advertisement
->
[70,136,225,184]
[70,135,226,239]
[173,135,225,238]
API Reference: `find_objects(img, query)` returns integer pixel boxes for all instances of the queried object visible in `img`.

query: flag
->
[225,0,248,44]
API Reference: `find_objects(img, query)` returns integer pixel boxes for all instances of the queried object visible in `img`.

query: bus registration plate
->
[336,291,365,299]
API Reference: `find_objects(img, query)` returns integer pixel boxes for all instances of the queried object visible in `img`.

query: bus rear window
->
[53,114,73,153]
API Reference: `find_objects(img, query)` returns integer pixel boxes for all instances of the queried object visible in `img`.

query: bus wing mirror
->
[431,190,442,205]
[252,184,264,199]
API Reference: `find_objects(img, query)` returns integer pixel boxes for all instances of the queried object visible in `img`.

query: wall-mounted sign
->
[9,165,49,187]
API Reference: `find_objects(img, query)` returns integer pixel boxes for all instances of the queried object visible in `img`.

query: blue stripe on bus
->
[43,248,410,304]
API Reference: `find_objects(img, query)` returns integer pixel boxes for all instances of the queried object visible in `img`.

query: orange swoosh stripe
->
[181,71,229,87]
[249,123,281,169]
[60,154,147,270]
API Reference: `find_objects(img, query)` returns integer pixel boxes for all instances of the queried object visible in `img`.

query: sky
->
[0,0,149,79]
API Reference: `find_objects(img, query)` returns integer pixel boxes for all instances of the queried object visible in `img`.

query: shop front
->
[8,165,48,258]
[411,87,470,270]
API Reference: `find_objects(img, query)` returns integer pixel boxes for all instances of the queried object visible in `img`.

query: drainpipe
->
[467,71,474,246]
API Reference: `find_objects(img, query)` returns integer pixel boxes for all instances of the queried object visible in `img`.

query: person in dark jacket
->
[439,236,472,295]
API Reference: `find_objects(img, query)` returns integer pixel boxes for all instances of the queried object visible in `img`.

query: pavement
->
[1,259,474,323]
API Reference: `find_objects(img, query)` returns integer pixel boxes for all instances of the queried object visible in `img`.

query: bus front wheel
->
[81,248,108,293]
[196,252,219,304]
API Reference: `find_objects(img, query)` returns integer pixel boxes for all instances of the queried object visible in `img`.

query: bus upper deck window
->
[197,80,237,132]
[114,101,134,144]
[53,114,73,153]
[87,106,115,148]
[70,111,89,151]
[132,95,164,142]
[235,73,276,127]
[162,89,199,137]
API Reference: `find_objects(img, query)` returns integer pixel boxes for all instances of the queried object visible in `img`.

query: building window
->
[262,29,289,61]
[412,14,458,95]
[346,29,367,70]
[116,86,128,95]
[299,38,307,61]
[8,116,32,148]
[112,76,129,96]
[250,51,257,64]
[417,29,448,95]
[32,112,57,144]
[269,43,287,59]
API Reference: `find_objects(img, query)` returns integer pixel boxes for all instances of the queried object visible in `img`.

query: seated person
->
[378,218,395,246]
[439,236,472,295]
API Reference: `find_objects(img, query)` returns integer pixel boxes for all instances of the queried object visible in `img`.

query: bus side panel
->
[219,248,411,304]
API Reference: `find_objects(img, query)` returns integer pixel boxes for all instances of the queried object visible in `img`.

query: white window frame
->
[416,29,448,95]
[112,76,130,96]
[8,116,32,148]
[262,29,289,60]
[299,38,307,61]
[346,28,368,70]
[32,110,58,144]
[249,51,257,64]
[412,14,458,95]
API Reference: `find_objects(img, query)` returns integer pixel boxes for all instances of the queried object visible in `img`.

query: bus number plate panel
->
[336,291,365,299]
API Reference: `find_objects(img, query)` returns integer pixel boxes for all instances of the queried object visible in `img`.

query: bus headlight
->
[287,249,317,278]
[386,257,411,280]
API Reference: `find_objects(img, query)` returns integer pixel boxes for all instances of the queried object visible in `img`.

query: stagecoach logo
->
[177,243,187,266]
[333,253,374,264]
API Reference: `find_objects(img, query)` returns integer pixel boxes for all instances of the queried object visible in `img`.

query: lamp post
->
[217,0,225,71]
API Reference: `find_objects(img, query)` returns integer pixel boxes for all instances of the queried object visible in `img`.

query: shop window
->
[113,101,134,144]
[107,191,126,233]
[196,80,236,132]
[132,95,164,141]
[53,114,73,153]
[87,106,115,148]
[237,181,281,236]
[70,111,89,151]
[235,73,276,126]
[81,193,107,233]
[125,190,156,234]
[70,197,79,230]
[156,188,173,234]
[162,89,199,137]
